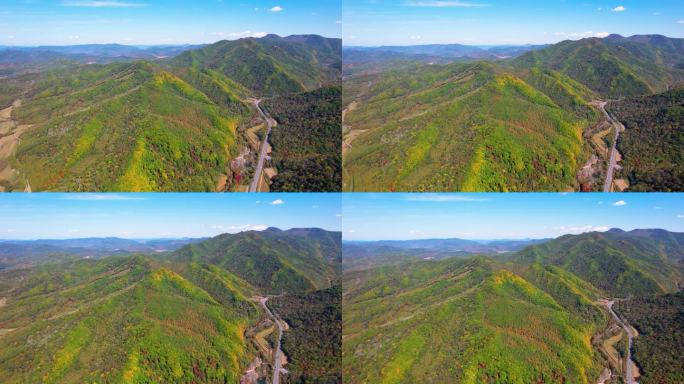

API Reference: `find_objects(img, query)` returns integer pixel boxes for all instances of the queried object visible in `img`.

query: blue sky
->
[0,0,341,46]
[344,0,684,46]
[0,193,341,240]
[343,193,684,241]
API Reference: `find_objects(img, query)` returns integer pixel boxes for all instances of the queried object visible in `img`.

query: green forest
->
[263,86,342,192]
[607,89,684,191]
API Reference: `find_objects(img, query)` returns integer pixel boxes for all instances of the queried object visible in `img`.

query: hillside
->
[513,35,684,98]
[169,228,342,294]
[513,229,684,296]
[343,228,684,383]
[343,61,595,191]
[343,257,607,383]
[171,34,341,96]
[0,256,258,383]
[606,89,684,191]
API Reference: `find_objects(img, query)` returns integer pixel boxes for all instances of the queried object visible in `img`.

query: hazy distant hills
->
[0,237,204,269]
[0,228,342,383]
[343,228,684,383]
[343,34,684,192]
[343,237,546,270]
[0,34,341,192]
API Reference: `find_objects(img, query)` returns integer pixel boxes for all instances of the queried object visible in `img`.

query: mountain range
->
[0,228,342,383]
[343,34,684,192]
[0,34,341,192]
[343,228,684,383]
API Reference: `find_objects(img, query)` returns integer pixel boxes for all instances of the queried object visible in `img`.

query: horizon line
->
[0,33,340,48]
[343,227,678,242]
[342,32,682,49]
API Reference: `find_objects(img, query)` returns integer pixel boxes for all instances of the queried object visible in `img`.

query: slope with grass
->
[8,62,246,191]
[343,61,594,191]
[0,256,257,384]
[343,257,606,384]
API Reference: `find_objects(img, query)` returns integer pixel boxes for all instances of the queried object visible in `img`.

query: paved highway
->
[249,100,276,192]
[598,101,624,192]
[259,297,284,384]
[603,300,637,384]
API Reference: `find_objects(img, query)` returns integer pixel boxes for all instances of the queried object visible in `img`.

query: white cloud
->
[269,5,283,12]
[270,199,285,205]
[554,31,609,39]
[677,215,684,219]
[335,213,343,217]
[404,194,487,202]
[60,194,145,201]
[408,1,489,7]
[597,201,604,205]
[210,224,267,231]
[211,31,267,39]
[555,225,610,234]
[678,20,684,24]
[612,200,627,206]
[612,5,626,12]
[61,1,146,7]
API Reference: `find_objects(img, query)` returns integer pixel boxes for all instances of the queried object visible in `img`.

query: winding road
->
[259,297,284,384]
[598,101,625,192]
[249,100,276,192]
[603,300,637,384]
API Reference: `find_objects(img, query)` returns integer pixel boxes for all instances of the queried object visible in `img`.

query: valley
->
[0,34,342,192]
[0,228,343,383]
[342,34,684,192]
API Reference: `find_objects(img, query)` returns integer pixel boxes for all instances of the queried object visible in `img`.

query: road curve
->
[249,100,275,192]
[598,101,624,192]
[603,300,637,384]
[259,297,284,384]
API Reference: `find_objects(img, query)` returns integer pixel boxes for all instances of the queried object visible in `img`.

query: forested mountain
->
[343,34,684,191]
[0,228,342,383]
[171,34,341,96]
[343,229,684,383]
[513,34,684,98]
[0,34,341,192]
[513,228,684,295]
[613,292,684,383]
[262,86,342,192]
[343,61,596,191]
[606,89,684,191]
[170,228,341,294]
